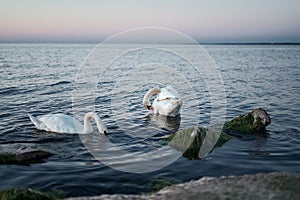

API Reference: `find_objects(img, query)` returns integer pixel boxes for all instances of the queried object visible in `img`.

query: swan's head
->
[84,112,108,135]
[102,126,108,135]
[94,119,108,135]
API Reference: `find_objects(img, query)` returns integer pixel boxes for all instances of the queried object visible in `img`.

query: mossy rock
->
[167,127,232,159]
[0,188,64,200]
[0,150,53,165]
[167,108,271,159]
[148,178,182,191]
[224,108,271,133]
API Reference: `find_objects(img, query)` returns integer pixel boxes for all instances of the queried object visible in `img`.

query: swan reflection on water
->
[81,113,183,173]
[143,113,181,133]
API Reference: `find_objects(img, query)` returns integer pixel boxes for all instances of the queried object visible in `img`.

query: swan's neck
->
[143,88,161,108]
[83,112,106,134]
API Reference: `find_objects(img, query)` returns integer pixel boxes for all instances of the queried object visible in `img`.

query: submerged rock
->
[0,144,53,165]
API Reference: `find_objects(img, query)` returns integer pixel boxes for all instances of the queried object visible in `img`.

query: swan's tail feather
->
[28,113,44,130]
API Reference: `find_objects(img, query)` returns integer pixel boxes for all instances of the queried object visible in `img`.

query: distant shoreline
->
[202,42,300,45]
[0,42,300,45]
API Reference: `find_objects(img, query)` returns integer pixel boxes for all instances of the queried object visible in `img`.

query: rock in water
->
[15,150,53,163]
[252,108,271,127]
[167,127,232,159]
[224,108,271,133]
[0,145,53,165]
[167,108,271,159]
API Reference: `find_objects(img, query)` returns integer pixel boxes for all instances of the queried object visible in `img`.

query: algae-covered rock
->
[0,188,64,200]
[0,149,53,165]
[148,178,182,191]
[167,108,271,159]
[167,127,232,159]
[224,108,271,133]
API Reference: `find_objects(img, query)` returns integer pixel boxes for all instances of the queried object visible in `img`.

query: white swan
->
[143,85,182,117]
[28,112,108,134]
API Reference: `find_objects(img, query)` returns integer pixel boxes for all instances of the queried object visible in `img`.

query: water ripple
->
[0,44,299,197]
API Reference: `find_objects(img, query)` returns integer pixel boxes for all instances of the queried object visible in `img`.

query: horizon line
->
[1,41,300,45]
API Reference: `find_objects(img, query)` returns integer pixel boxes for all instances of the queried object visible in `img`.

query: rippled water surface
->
[0,44,299,197]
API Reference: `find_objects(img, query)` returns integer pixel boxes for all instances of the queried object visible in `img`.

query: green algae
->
[148,178,182,191]
[224,108,270,133]
[167,127,232,159]
[0,153,16,164]
[166,108,271,159]
[0,188,65,200]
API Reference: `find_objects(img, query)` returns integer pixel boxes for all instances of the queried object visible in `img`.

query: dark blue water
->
[0,44,299,197]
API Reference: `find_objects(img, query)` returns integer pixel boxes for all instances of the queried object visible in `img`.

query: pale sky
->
[0,0,299,43]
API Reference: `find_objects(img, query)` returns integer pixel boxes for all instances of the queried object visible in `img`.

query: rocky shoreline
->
[66,172,299,200]
[1,172,299,200]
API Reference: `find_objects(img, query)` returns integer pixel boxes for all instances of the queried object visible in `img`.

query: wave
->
[47,80,72,87]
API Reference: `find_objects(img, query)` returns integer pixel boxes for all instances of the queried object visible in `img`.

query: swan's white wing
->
[158,86,179,100]
[28,114,47,131]
[38,114,83,134]
[166,85,180,98]
[152,85,182,117]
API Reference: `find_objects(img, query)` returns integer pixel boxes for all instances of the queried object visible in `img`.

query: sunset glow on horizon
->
[1,0,299,43]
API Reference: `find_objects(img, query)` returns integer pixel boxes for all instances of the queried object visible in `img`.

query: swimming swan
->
[28,112,108,134]
[143,85,182,117]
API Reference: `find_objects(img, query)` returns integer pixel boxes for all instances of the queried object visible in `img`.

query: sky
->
[0,0,299,43]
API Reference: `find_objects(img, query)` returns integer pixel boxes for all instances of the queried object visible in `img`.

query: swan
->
[28,112,108,134]
[143,85,182,117]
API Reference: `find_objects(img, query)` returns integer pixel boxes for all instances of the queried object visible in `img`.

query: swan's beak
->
[102,126,108,134]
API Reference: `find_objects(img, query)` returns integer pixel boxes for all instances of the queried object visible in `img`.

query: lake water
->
[0,44,299,197]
